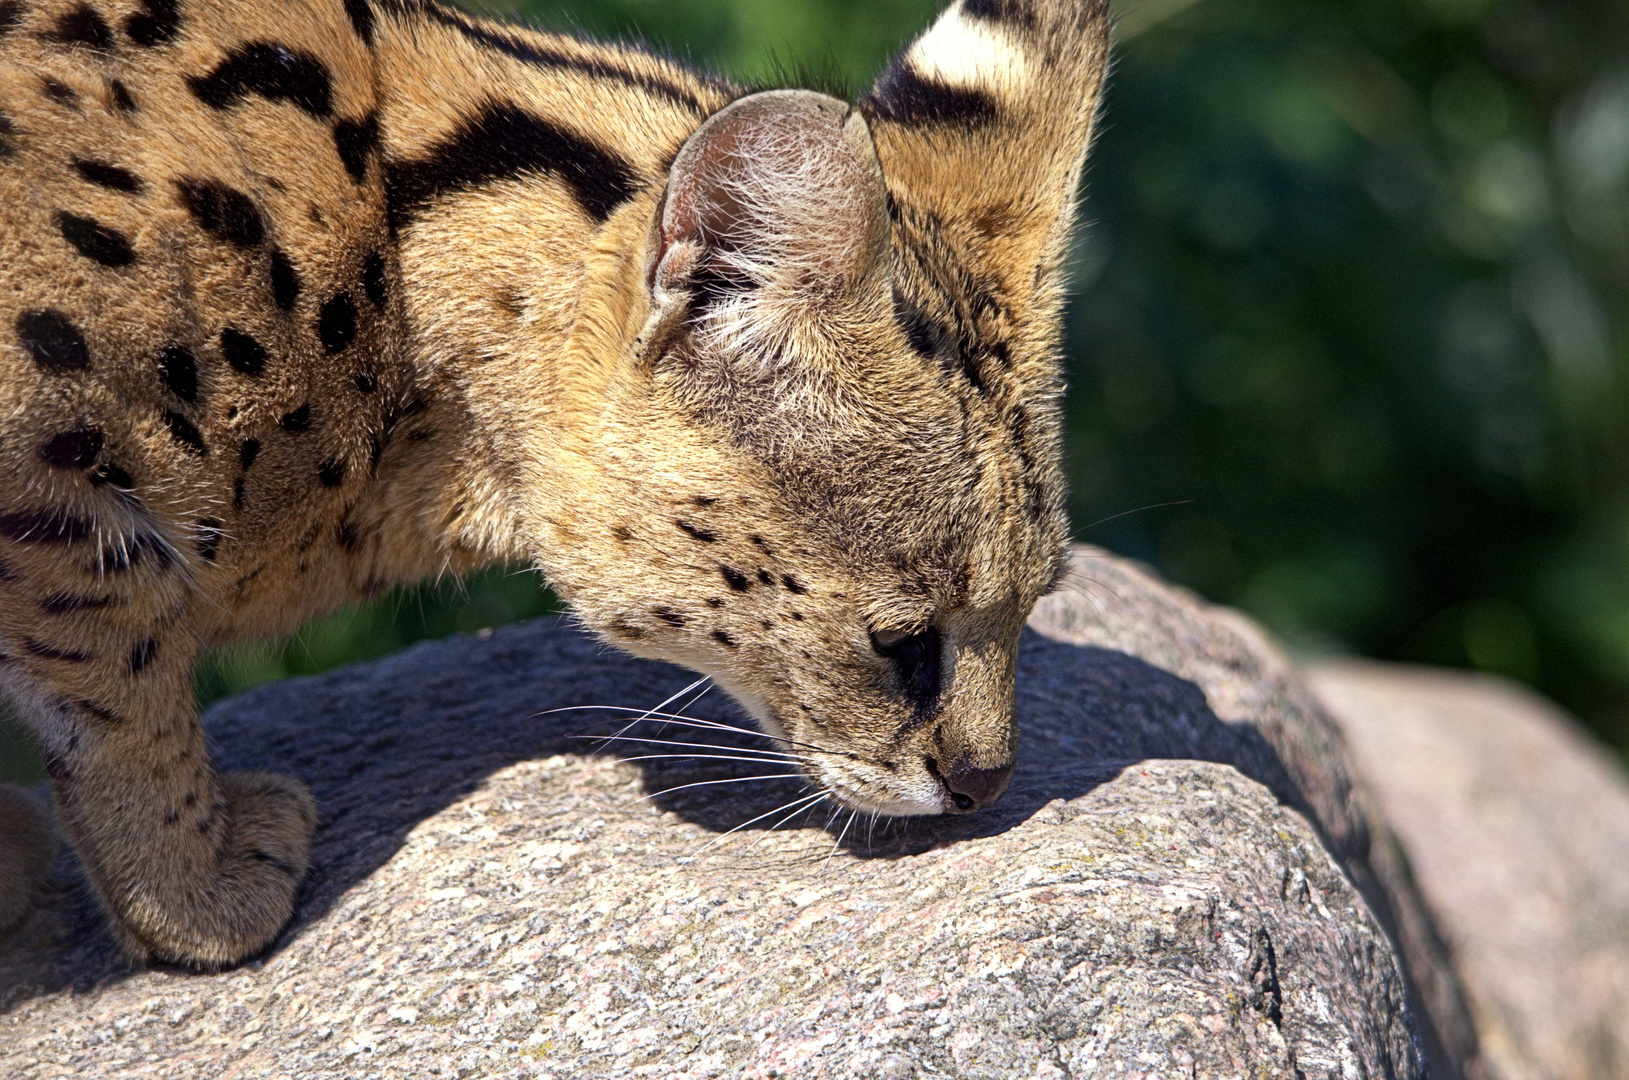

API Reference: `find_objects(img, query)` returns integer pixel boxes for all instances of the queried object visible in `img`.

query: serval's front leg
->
[8,610,315,969]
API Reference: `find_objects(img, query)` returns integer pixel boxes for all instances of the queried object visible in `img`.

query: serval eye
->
[870,628,913,653]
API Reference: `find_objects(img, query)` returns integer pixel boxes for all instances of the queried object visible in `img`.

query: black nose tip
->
[930,757,1014,813]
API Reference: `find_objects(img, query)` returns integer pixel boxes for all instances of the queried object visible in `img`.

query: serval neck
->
[363,2,741,564]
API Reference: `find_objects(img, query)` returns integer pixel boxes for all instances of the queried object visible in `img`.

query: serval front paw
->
[112,771,318,970]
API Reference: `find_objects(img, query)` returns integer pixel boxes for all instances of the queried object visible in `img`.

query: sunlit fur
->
[0,0,1108,966]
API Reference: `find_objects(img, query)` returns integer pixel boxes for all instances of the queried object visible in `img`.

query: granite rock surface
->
[0,548,1456,1077]
[1310,662,1629,1080]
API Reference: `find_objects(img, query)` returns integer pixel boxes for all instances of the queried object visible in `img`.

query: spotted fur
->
[0,0,1109,967]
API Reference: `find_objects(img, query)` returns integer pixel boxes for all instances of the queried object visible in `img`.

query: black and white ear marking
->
[648,89,890,309]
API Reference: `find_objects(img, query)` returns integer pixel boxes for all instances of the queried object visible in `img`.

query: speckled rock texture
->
[1309,662,1629,1080]
[0,548,1456,1078]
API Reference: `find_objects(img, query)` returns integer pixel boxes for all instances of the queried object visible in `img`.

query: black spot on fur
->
[89,461,133,489]
[270,247,300,310]
[232,476,246,509]
[343,0,373,44]
[123,0,179,47]
[279,403,311,431]
[677,520,717,542]
[333,111,378,183]
[155,344,198,402]
[750,534,771,552]
[161,409,206,455]
[362,251,387,309]
[109,79,137,112]
[611,524,633,542]
[653,606,686,629]
[720,565,750,592]
[790,611,804,620]
[862,62,999,127]
[712,630,737,648]
[41,77,78,105]
[757,569,775,586]
[175,177,264,247]
[128,637,158,673]
[0,2,23,36]
[56,210,134,266]
[38,426,102,469]
[353,371,377,394]
[318,293,356,353]
[385,101,637,233]
[0,110,14,158]
[73,157,143,192]
[782,574,807,594]
[16,310,90,373]
[894,290,953,362]
[187,41,333,117]
[194,518,223,561]
[239,437,260,469]
[692,495,716,507]
[40,590,108,614]
[317,458,345,487]
[705,597,724,608]
[335,520,360,551]
[220,327,267,376]
[41,4,111,51]
[25,638,88,662]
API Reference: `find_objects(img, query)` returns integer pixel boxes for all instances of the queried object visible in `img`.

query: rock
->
[0,548,1453,1077]
[1308,662,1629,1080]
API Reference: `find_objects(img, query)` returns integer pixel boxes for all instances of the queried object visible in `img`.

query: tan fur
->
[0,0,1109,967]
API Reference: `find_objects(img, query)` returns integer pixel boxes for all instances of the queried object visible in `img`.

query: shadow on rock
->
[1,621,1305,1005]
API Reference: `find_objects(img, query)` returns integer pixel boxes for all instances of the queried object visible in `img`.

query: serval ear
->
[860,0,1111,395]
[649,89,891,321]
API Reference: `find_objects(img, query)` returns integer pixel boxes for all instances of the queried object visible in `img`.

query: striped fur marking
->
[412,1,719,113]
[343,0,375,45]
[385,102,639,232]
[861,61,997,127]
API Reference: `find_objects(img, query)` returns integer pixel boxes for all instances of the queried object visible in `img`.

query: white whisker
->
[746,792,831,851]
[620,772,800,808]
[820,808,859,875]
[607,752,808,768]
[588,676,712,752]
[680,790,830,862]
[571,734,802,761]
[541,705,845,756]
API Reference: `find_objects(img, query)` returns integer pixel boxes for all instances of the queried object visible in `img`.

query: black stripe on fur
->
[385,101,639,233]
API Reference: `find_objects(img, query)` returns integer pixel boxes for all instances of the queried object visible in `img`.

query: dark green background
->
[6,0,1628,781]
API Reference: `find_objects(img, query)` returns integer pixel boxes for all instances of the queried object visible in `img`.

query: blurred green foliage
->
[5,0,1627,782]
